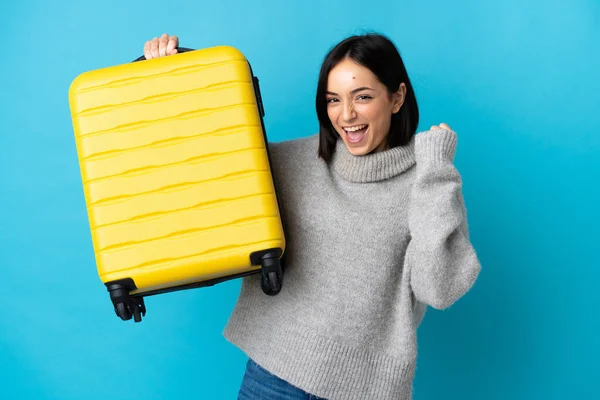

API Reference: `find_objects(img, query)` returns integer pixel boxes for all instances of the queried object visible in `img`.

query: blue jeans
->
[238,358,327,400]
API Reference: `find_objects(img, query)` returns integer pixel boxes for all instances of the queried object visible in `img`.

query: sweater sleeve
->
[405,129,481,310]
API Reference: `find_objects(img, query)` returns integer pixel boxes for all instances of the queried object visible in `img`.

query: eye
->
[326,98,339,104]
[357,95,372,101]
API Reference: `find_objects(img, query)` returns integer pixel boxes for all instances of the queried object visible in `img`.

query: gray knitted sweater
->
[223,129,481,400]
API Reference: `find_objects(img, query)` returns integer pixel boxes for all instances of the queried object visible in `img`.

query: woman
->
[143,33,481,400]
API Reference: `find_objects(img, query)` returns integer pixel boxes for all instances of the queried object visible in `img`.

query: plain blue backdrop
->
[1,0,599,399]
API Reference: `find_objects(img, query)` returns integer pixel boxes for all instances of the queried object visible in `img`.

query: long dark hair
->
[316,33,419,163]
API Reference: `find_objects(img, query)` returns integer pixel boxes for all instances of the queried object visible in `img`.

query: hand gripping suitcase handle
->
[132,46,196,62]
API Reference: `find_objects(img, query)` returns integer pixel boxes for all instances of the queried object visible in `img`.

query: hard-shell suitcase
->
[69,46,285,322]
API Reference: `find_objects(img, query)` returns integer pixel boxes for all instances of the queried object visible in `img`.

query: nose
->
[341,101,356,122]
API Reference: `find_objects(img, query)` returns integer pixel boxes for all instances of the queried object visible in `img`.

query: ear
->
[391,83,407,114]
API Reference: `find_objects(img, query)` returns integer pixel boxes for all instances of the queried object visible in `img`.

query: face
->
[326,58,406,155]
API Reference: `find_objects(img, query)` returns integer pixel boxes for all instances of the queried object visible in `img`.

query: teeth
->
[344,124,367,132]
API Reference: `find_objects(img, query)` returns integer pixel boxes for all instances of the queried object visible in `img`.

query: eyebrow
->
[326,87,374,96]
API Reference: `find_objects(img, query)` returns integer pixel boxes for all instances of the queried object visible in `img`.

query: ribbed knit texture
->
[224,129,481,400]
[332,136,416,183]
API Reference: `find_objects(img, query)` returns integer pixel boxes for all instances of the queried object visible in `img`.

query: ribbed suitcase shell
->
[69,46,285,295]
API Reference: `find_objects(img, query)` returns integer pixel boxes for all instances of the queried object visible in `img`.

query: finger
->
[143,41,151,59]
[168,48,178,55]
[158,33,168,57]
[166,35,178,54]
[439,123,451,131]
[430,125,441,130]
[150,37,159,59]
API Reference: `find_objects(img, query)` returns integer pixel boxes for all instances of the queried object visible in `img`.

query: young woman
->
[143,32,481,400]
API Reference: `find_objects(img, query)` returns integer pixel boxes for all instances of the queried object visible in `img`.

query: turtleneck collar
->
[330,137,416,183]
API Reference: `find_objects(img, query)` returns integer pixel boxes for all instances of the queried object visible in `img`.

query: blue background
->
[1,0,598,399]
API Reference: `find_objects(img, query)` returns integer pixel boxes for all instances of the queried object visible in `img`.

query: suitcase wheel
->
[113,297,146,323]
[115,302,131,320]
[259,253,283,296]
[106,280,147,323]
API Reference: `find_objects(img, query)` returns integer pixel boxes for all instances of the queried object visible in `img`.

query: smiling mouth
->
[342,124,369,143]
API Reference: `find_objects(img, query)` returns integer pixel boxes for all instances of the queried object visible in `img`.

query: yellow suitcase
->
[69,46,286,322]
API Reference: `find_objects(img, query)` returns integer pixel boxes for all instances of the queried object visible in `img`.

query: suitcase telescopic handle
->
[132,47,196,62]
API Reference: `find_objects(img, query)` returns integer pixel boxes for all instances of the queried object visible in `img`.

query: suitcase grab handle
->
[132,47,196,62]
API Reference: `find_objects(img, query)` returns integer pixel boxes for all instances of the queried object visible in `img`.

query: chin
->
[342,139,372,156]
